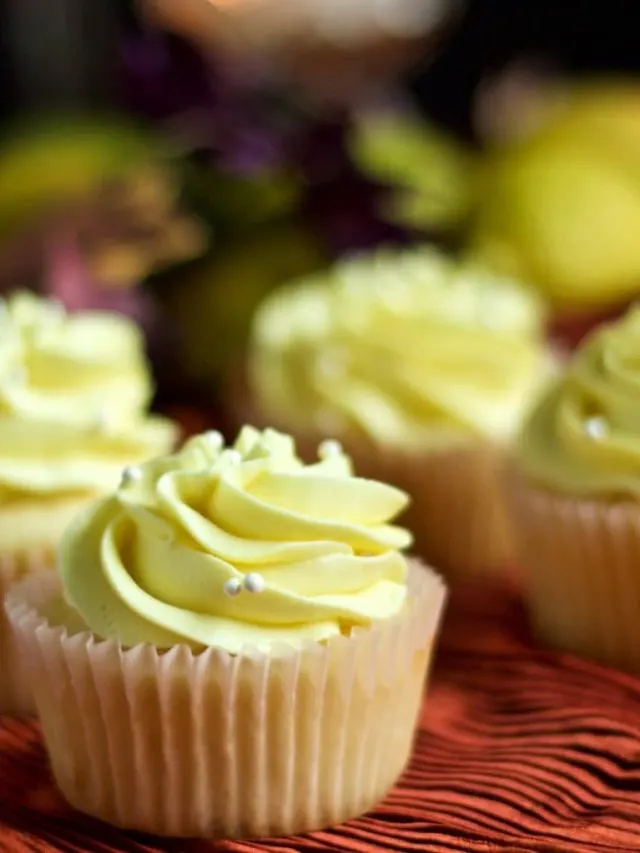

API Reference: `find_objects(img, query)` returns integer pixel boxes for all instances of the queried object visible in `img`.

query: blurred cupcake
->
[0,291,177,712]
[5,425,446,838]
[140,0,460,106]
[242,246,553,578]
[508,306,640,672]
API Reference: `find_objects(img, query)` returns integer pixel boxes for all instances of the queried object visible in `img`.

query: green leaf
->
[350,114,475,229]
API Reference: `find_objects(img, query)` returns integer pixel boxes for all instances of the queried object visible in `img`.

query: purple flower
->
[119,29,413,255]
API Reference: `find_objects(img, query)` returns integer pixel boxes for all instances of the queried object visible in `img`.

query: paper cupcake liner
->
[350,441,514,581]
[507,473,640,672]
[225,382,512,580]
[5,559,446,839]
[0,549,55,715]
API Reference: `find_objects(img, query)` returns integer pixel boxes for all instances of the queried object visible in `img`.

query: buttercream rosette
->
[5,425,446,837]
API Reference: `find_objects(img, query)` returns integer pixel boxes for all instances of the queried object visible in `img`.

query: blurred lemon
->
[350,114,474,230]
[352,80,640,309]
[472,81,640,307]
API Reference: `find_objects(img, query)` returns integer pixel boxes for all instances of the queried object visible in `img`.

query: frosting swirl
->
[0,291,176,499]
[60,426,412,652]
[250,247,550,448]
[519,306,640,497]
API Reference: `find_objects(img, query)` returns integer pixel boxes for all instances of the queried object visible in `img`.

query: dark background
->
[410,0,640,138]
[1,0,639,131]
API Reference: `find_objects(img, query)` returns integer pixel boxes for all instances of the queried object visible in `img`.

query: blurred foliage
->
[350,115,474,230]
[0,114,208,294]
[0,116,169,241]
[158,224,325,384]
[185,165,303,235]
[112,34,414,387]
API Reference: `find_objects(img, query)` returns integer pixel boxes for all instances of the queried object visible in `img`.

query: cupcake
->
[508,306,640,672]
[0,291,177,712]
[241,246,553,579]
[5,425,446,838]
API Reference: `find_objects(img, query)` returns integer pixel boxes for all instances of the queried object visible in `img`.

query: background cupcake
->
[5,426,446,838]
[0,291,177,712]
[508,306,640,672]
[241,245,553,579]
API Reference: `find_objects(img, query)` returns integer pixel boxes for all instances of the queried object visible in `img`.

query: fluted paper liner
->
[508,473,640,673]
[5,559,445,838]
[0,549,55,714]
[349,441,513,581]
[225,380,513,580]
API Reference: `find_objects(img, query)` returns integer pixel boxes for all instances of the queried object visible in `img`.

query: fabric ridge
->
[3,577,640,850]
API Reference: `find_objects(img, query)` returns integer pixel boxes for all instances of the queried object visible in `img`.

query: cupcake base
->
[5,560,446,839]
[508,474,640,672]
[0,550,54,714]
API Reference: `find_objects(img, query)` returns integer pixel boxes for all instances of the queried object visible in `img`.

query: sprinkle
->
[585,416,608,439]
[224,577,242,596]
[226,450,242,465]
[318,439,343,460]
[204,430,224,450]
[121,466,142,487]
[243,572,265,594]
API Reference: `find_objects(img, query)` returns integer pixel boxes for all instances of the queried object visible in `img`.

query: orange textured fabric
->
[3,579,640,852]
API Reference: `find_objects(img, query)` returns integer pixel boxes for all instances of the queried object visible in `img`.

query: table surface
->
[3,577,640,853]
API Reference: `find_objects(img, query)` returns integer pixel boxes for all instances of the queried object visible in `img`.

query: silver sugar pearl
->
[226,450,242,465]
[121,466,142,487]
[243,572,265,594]
[585,416,608,439]
[318,439,343,460]
[224,577,243,596]
[204,430,224,450]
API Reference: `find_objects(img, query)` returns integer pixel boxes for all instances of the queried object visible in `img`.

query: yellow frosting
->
[250,247,550,449]
[60,426,411,652]
[519,307,640,498]
[0,292,177,511]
